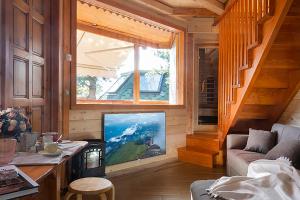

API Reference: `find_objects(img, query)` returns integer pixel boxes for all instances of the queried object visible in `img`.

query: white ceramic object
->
[44,142,58,153]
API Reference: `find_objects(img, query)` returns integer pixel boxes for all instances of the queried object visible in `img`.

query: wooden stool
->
[65,177,115,200]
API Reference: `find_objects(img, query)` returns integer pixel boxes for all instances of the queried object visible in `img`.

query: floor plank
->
[108,161,225,200]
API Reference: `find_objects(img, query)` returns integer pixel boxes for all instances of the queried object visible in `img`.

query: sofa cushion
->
[265,140,300,169]
[244,128,276,154]
[271,124,300,143]
[190,180,215,200]
[227,149,265,176]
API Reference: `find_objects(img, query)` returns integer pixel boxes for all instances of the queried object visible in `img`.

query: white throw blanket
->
[207,158,300,200]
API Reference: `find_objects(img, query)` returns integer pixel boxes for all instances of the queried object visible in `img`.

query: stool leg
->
[76,194,83,200]
[99,193,107,200]
[106,185,115,200]
[65,192,75,200]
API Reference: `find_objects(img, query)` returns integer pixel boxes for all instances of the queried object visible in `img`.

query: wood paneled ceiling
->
[131,0,227,20]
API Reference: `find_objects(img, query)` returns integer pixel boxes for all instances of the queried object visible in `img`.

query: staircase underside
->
[231,0,300,133]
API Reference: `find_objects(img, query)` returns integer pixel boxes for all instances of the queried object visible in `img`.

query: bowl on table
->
[0,139,17,165]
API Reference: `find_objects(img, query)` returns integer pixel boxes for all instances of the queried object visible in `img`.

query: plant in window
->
[77,76,102,99]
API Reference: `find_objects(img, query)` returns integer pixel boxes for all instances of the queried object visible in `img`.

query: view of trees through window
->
[76,30,177,103]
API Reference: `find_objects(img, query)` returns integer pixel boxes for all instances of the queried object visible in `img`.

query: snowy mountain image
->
[104,112,166,166]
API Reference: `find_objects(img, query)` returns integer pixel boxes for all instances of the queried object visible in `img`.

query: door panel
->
[3,0,50,132]
[13,5,29,50]
[13,58,28,97]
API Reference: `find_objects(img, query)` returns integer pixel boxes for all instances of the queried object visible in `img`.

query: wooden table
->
[18,142,88,200]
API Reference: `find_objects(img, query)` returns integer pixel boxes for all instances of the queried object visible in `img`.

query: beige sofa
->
[227,123,300,176]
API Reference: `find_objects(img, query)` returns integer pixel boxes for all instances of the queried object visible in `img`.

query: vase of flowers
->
[0,108,32,141]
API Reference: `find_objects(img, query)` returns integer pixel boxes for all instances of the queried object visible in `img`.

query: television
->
[103,112,166,166]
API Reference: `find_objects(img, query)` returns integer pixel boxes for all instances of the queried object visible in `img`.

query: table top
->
[18,141,88,182]
[19,165,55,182]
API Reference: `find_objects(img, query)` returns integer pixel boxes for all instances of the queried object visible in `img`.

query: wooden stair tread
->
[178,147,219,155]
[187,133,218,140]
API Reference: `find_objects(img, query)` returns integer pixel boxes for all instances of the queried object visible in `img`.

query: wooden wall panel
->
[31,106,43,133]
[279,90,300,127]
[33,0,44,15]
[0,1,2,109]
[32,20,44,56]
[32,64,43,97]
[69,108,189,172]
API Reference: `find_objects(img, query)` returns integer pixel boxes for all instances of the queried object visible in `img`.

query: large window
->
[74,0,184,106]
[76,30,179,105]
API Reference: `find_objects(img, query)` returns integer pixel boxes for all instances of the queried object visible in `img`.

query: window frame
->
[70,2,186,110]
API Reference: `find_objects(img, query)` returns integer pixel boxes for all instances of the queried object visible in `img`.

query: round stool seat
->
[69,177,113,195]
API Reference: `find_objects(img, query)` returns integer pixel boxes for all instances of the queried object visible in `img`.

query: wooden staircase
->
[177,133,222,168]
[217,0,300,145]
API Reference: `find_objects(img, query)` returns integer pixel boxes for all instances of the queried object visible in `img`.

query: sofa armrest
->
[227,134,249,149]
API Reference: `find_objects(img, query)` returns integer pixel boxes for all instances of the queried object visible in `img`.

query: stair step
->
[186,134,219,152]
[177,147,217,168]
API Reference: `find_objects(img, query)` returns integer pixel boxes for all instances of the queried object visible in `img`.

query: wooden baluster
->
[249,0,252,47]
[224,16,228,117]
[244,0,249,67]
[219,21,224,129]
[253,0,257,44]
[238,1,242,86]
[232,4,237,102]
[240,0,244,68]
[229,11,232,103]
[258,0,262,22]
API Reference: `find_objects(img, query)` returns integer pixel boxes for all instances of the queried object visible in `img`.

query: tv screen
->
[103,112,166,166]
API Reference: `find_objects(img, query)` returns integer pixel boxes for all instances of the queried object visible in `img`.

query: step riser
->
[186,137,219,152]
[178,148,213,168]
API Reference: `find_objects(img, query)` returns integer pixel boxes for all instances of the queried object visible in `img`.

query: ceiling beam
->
[172,7,218,17]
[133,0,224,16]
[93,0,187,29]
[132,0,219,18]
[195,0,225,15]
[134,0,173,14]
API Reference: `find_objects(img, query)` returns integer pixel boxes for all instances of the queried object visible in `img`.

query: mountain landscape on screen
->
[104,113,166,166]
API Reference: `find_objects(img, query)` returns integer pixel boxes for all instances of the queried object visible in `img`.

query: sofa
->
[227,123,300,176]
[190,123,300,200]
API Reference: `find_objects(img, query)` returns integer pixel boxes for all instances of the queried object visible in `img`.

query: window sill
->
[71,100,185,110]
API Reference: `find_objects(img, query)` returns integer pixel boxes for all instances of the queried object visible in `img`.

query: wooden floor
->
[108,161,225,200]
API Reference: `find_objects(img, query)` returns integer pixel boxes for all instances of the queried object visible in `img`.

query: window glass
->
[138,47,172,101]
[76,30,134,101]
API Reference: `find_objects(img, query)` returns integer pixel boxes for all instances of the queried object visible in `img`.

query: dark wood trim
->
[0,1,2,109]
[71,103,185,110]
[133,44,140,103]
[50,0,63,132]
[2,0,13,108]
[62,0,74,139]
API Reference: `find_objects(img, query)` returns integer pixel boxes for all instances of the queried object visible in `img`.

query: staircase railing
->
[216,0,275,140]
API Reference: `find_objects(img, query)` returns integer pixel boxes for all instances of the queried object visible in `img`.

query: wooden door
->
[2,0,50,133]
